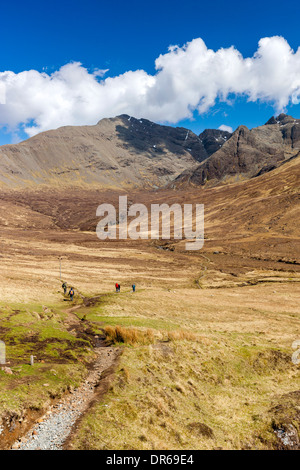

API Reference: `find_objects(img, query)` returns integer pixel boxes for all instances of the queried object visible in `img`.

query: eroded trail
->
[12,296,120,450]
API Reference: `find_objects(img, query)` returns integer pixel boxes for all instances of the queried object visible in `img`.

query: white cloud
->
[0,82,5,105]
[218,125,233,133]
[0,36,300,139]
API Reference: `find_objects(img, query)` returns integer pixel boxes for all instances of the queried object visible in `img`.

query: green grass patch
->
[0,300,94,423]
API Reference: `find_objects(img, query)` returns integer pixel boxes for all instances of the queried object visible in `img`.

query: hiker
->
[62,282,67,294]
[69,287,74,301]
[115,283,120,293]
[132,284,136,292]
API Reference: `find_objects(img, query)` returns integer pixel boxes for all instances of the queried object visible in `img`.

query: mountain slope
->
[174,114,300,187]
[0,115,210,189]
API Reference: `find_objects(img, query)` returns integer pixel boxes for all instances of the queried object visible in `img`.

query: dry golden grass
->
[69,333,299,450]
[104,325,156,345]
[103,325,202,346]
[0,209,299,450]
[166,330,199,342]
[68,279,300,450]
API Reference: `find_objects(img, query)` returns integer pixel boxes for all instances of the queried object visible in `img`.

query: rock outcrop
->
[174,114,300,187]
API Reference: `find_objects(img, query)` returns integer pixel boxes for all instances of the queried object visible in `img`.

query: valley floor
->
[0,223,299,450]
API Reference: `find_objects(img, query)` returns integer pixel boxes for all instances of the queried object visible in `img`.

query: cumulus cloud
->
[218,125,233,133]
[0,35,299,138]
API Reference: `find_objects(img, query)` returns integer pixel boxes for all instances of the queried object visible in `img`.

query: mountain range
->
[0,113,299,189]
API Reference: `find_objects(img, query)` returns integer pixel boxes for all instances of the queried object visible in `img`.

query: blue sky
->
[0,0,299,145]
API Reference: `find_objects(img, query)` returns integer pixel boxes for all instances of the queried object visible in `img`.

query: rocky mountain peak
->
[199,128,232,157]
[265,113,296,126]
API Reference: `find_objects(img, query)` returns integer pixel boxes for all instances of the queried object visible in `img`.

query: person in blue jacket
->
[69,287,74,301]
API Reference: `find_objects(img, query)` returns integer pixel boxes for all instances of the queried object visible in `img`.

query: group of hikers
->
[61,281,136,300]
[62,282,74,300]
[115,283,136,293]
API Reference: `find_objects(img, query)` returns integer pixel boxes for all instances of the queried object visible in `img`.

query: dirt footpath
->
[12,342,120,450]
[9,295,121,451]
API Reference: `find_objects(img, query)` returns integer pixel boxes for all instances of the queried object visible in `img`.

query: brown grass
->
[167,330,199,342]
[0,185,299,450]
[104,325,202,346]
[104,325,155,345]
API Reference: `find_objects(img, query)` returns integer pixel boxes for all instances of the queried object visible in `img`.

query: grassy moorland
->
[65,281,300,450]
[0,246,299,449]
[0,178,299,449]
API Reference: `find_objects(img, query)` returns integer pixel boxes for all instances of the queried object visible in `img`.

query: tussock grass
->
[104,325,202,346]
[104,325,155,345]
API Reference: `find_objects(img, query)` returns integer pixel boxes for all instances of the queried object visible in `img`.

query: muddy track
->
[10,295,121,450]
